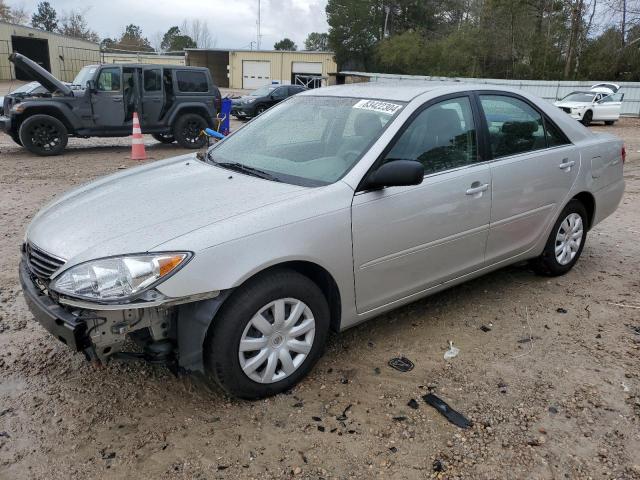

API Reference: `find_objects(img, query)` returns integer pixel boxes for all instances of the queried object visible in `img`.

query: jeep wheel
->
[19,114,68,156]
[174,114,208,149]
[152,133,175,144]
[10,132,22,146]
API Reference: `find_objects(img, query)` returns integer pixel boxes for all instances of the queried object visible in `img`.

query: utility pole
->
[621,0,627,46]
[257,0,262,50]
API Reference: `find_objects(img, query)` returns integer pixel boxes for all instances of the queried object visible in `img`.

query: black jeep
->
[1,53,222,156]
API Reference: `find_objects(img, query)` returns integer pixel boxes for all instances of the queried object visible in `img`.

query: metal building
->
[101,52,186,66]
[185,48,337,90]
[0,21,100,82]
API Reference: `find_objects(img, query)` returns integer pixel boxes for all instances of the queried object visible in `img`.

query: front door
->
[90,66,126,129]
[141,67,164,128]
[478,93,580,264]
[352,95,492,313]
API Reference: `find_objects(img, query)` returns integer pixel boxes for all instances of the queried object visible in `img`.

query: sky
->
[14,0,329,50]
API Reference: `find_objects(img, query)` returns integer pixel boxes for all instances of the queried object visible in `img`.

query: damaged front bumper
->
[19,259,223,370]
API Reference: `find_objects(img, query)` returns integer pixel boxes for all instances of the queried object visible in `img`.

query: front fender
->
[17,101,81,130]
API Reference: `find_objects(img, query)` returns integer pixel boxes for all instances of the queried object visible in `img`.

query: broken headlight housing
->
[50,252,192,302]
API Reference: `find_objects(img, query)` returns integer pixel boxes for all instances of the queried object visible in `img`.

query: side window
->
[272,87,288,100]
[97,68,121,92]
[143,69,161,91]
[176,71,208,92]
[480,95,546,158]
[384,96,477,175]
[544,119,570,148]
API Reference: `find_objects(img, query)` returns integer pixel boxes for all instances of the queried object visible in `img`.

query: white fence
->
[341,71,640,116]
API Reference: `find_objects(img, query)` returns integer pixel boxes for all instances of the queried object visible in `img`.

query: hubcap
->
[238,298,315,384]
[555,212,583,265]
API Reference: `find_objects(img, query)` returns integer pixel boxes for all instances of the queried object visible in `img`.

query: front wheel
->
[173,113,208,149]
[19,114,68,156]
[532,200,588,276]
[581,110,593,126]
[204,270,330,399]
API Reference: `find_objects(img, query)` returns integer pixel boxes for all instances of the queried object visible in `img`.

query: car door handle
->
[465,183,489,196]
[558,159,575,170]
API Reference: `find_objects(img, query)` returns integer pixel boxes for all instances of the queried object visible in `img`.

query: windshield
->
[561,92,596,103]
[208,96,405,186]
[250,85,277,96]
[72,66,98,87]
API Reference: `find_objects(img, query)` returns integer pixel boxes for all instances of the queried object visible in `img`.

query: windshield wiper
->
[206,151,281,182]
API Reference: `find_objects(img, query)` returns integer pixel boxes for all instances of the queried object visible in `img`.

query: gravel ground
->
[0,90,639,479]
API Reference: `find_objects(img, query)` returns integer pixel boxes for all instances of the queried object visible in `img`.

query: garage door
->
[242,61,271,89]
[292,62,323,74]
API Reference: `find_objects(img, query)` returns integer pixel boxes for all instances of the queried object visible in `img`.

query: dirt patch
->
[0,118,639,479]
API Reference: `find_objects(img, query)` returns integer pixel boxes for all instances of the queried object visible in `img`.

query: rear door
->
[478,93,579,264]
[141,67,164,128]
[352,95,492,313]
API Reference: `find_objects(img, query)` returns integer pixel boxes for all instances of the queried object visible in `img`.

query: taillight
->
[214,95,222,112]
[621,145,626,164]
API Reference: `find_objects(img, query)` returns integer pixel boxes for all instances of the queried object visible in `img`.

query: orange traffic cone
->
[130,112,147,160]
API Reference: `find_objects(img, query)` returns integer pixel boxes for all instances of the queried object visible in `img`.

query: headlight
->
[12,104,26,113]
[50,252,191,302]
[244,98,257,104]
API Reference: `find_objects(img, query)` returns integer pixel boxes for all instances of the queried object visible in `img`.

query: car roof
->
[82,64,208,70]
[300,83,458,102]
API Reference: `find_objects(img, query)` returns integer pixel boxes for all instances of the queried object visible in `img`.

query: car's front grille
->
[25,243,66,281]
[561,107,571,114]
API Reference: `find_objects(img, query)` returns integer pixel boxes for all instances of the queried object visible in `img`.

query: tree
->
[0,0,28,24]
[304,32,329,51]
[58,10,99,42]
[161,26,196,52]
[181,19,215,48]
[274,38,297,50]
[31,1,57,31]
[112,24,153,52]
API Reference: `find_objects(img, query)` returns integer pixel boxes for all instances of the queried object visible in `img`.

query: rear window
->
[176,70,208,92]
[144,69,161,91]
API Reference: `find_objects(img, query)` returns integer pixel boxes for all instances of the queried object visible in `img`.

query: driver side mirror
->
[86,80,96,93]
[363,160,424,190]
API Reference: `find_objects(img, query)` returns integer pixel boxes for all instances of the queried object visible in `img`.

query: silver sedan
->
[20,84,625,398]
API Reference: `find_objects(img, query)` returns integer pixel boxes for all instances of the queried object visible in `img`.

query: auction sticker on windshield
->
[353,99,402,115]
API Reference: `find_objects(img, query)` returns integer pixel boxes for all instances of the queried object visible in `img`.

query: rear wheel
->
[152,133,175,144]
[173,113,208,149]
[581,110,593,126]
[604,120,615,126]
[532,200,587,276]
[19,114,68,156]
[204,269,330,399]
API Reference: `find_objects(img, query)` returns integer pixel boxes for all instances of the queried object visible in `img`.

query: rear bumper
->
[19,260,89,351]
[0,115,11,134]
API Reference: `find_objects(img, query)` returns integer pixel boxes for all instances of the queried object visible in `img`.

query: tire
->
[204,269,330,399]
[255,105,267,116]
[173,113,208,149]
[152,133,175,144]
[581,110,593,126]
[604,120,615,126]
[18,114,68,156]
[10,132,22,146]
[532,199,588,276]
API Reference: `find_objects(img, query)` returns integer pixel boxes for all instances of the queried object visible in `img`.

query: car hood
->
[233,96,259,104]
[27,154,309,264]
[9,53,73,96]
[555,101,590,108]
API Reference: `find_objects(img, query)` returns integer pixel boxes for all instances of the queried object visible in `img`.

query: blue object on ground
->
[219,98,232,135]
